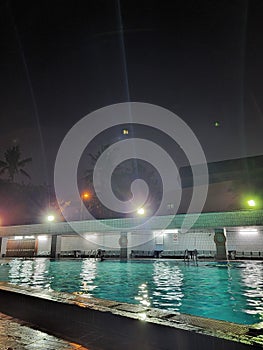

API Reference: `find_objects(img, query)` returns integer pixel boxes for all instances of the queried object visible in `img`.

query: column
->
[50,235,61,259]
[119,232,128,260]
[0,237,7,257]
[214,228,227,260]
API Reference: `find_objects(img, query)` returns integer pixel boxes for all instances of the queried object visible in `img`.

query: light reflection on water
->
[8,259,51,289]
[79,258,97,295]
[241,262,263,316]
[152,262,183,310]
[135,283,151,307]
[0,258,263,325]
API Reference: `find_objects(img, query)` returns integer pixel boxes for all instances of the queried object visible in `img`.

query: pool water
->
[0,258,263,325]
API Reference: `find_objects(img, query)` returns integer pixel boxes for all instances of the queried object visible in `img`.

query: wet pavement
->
[0,312,89,350]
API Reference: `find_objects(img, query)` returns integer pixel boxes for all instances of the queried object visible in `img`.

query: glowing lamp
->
[122,129,129,135]
[47,215,55,222]
[82,192,91,200]
[247,199,256,207]
[137,207,145,215]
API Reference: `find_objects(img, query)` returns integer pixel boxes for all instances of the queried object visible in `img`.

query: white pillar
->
[0,237,7,257]
[214,228,227,260]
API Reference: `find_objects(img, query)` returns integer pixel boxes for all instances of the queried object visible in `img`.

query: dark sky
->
[0,0,263,185]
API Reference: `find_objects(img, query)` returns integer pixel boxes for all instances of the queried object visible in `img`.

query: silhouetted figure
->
[96,249,105,261]
[184,249,198,264]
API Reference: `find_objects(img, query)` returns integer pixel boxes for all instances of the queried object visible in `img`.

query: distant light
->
[86,233,97,239]
[14,236,23,240]
[155,229,178,234]
[82,192,91,200]
[38,235,48,241]
[24,235,34,239]
[137,208,145,215]
[214,121,220,127]
[47,215,55,222]
[122,128,129,135]
[248,199,256,207]
[239,228,258,235]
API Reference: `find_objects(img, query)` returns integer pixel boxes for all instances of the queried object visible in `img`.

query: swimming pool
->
[0,258,262,325]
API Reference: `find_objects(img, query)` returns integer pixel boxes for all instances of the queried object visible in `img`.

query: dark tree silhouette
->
[0,145,32,182]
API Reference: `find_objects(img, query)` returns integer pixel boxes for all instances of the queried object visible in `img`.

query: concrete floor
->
[0,312,90,350]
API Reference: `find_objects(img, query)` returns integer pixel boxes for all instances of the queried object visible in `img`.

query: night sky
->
[0,0,263,186]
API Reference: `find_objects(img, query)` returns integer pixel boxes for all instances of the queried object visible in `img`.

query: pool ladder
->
[184,249,198,263]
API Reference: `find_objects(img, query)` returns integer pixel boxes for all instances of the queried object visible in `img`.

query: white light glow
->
[154,229,178,237]
[239,228,258,235]
[248,199,256,207]
[38,235,48,241]
[47,215,55,222]
[85,233,97,239]
[14,236,23,240]
[24,235,35,239]
[137,208,145,215]
[138,312,147,321]
[163,229,179,234]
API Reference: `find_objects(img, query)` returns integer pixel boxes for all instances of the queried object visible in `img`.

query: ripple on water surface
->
[0,259,262,325]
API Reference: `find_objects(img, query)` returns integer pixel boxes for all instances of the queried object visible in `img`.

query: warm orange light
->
[82,192,91,200]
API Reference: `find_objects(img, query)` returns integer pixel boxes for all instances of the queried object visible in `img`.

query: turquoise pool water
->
[0,258,262,325]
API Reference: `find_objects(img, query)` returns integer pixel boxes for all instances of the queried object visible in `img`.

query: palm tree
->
[0,145,32,182]
[84,144,110,183]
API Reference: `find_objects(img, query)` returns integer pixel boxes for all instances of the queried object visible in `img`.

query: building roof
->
[0,209,262,236]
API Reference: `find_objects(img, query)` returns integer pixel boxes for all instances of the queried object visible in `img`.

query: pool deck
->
[0,312,90,350]
[0,282,262,349]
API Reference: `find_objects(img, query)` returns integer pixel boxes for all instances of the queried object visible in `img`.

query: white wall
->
[226,229,263,252]
[33,227,263,255]
[128,231,155,250]
[61,235,99,251]
[37,236,51,255]
[58,230,217,252]
[163,230,215,251]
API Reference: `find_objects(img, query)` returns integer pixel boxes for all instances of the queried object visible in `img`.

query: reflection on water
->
[135,283,151,307]
[241,262,263,318]
[48,260,82,293]
[9,259,50,289]
[32,259,50,288]
[1,259,263,324]
[79,259,97,296]
[152,261,183,311]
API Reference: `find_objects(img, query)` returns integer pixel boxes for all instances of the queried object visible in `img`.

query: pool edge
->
[0,282,262,349]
